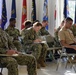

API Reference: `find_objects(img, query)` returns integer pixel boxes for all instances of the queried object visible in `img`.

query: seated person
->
[22,22,48,68]
[21,20,32,38]
[40,20,49,35]
[54,20,64,43]
[5,18,23,52]
[0,22,37,75]
[58,17,76,54]
[70,23,76,37]
[39,20,60,47]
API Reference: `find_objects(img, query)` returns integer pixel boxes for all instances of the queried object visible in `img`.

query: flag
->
[54,4,57,29]
[31,0,36,22]
[11,0,16,18]
[74,1,76,23]
[54,5,56,20]
[1,0,7,30]
[63,0,69,18]
[21,0,27,29]
[43,0,48,30]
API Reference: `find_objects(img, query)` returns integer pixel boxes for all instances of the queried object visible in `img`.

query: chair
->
[56,47,76,72]
[0,66,3,75]
[0,57,7,75]
[43,35,62,61]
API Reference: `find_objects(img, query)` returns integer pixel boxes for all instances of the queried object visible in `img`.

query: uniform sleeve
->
[6,33,17,50]
[0,48,7,54]
[40,28,49,35]
[23,31,34,45]
[58,31,65,41]
[21,29,25,38]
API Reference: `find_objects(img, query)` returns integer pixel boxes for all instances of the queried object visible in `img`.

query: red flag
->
[54,5,56,20]
[21,0,27,30]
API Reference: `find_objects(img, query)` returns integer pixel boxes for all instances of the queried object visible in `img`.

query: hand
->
[72,46,76,50]
[34,39,42,43]
[6,50,19,55]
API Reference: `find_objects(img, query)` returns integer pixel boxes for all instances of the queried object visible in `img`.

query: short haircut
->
[9,18,16,22]
[24,20,32,26]
[65,17,73,22]
[33,22,42,27]
[33,20,40,24]
[42,20,48,23]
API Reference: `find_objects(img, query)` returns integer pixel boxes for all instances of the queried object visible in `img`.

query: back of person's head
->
[24,20,32,29]
[33,20,40,24]
[42,20,48,23]
[42,20,48,27]
[9,18,16,22]
[9,18,16,27]
[65,17,73,22]
[60,20,65,27]
[33,22,42,27]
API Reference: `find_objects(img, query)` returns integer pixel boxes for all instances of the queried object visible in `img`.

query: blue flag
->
[1,0,7,30]
[74,1,76,23]
[43,0,48,30]
[31,0,36,21]
[64,0,69,18]
[11,0,16,18]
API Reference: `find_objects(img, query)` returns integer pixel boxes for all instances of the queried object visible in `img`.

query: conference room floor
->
[1,61,76,75]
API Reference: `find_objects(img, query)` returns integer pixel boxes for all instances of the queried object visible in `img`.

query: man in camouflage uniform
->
[5,18,23,52]
[70,24,76,37]
[54,20,64,42]
[0,24,37,75]
[21,20,32,39]
[22,22,48,68]
[39,20,49,35]
[39,20,55,47]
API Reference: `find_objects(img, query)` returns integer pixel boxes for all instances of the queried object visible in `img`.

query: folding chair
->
[56,47,76,72]
[40,35,62,61]
[0,63,5,75]
[0,57,7,75]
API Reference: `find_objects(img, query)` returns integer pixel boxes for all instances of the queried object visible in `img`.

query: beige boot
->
[39,58,46,67]
[37,62,41,69]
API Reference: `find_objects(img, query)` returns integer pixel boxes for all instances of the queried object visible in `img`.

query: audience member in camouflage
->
[54,20,64,42]
[70,24,76,37]
[23,22,48,68]
[39,20,55,47]
[39,20,49,35]
[0,28,37,75]
[5,18,23,52]
[21,20,32,38]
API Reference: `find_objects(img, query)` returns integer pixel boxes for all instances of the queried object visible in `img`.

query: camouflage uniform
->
[5,26,23,52]
[39,27,55,47]
[54,26,61,42]
[0,28,37,75]
[39,27,49,36]
[70,25,76,37]
[23,27,48,62]
[21,28,27,39]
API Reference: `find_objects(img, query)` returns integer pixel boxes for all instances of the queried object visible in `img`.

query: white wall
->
[0,0,2,19]
[2,0,64,36]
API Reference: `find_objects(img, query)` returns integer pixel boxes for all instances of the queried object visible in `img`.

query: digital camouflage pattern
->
[23,27,48,61]
[39,27,49,36]
[21,28,27,39]
[70,25,76,37]
[0,28,37,75]
[5,26,23,52]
